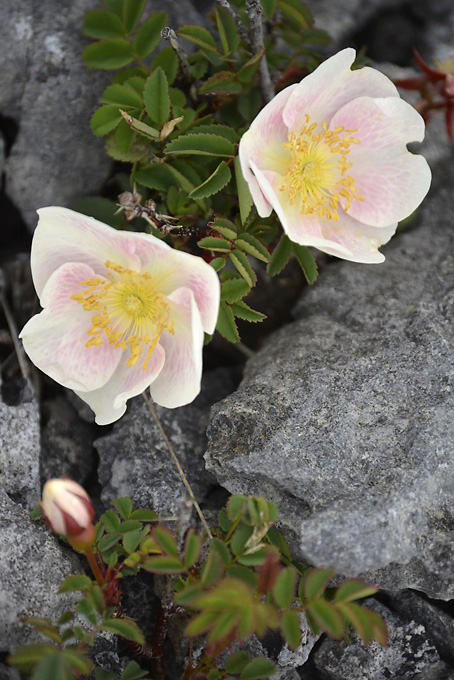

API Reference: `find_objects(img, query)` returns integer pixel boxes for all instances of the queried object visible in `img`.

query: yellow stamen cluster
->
[71,261,174,369]
[280,114,364,220]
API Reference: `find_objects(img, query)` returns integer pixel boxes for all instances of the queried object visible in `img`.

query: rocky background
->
[1,0,454,678]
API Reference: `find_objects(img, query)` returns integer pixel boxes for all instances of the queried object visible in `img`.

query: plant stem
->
[1,293,30,381]
[246,0,275,103]
[215,0,250,42]
[161,27,198,102]
[85,547,106,587]
[142,392,213,539]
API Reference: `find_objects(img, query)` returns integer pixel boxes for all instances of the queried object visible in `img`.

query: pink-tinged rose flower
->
[239,48,432,263]
[41,478,95,548]
[20,208,220,424]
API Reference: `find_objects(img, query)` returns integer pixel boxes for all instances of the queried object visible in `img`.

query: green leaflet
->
[83,39,133,70]
[144,67,170,127]
[189,161,232,199]
[82,10,124,39]
[165,133,234,157]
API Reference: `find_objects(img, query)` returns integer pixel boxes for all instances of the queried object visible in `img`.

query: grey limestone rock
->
[0,0,207,231]
[214,615,319,680]
[0,376,40,508]
[303,0,404,47]
[40,396,96,485]
[275,612,320,674]
[96,368,236,522]
[205,148,454,598]
[314,600,453,680]
[383,589,454,665]
[303,0,454,66]
[0,489,82,650]
[1,0,112,231]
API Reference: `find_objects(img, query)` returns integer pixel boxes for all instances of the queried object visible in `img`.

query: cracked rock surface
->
[205,154,454,599]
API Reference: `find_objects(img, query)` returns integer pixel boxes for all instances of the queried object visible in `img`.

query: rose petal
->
[283,48,399,133]
[284,204,396,263]
[74,343,166,425]
[315,209,397,263]
[133,237,221,334]
[20,262,121,390]
[329,97,431,226]
[32,207,144,297]
[247,160,333,251]
[238,84,297,217]
[149,287,204,408]
[248,162,396,263]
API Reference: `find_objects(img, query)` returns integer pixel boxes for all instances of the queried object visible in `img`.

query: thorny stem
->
[215,0,250,42]
[246,0,275,103]
[84,547,106,587]
[142,392,213,539]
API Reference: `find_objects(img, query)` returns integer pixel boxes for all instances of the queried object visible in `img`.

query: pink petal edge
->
[283,48,399,133]
[74,343,166,425]
[149,287,204,409]
[20,262,121,391]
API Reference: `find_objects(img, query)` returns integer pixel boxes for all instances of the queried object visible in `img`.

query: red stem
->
[85,547,106,587]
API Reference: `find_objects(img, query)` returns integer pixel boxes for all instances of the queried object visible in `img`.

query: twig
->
[246,0,275,103]
[161,27,192,80]
[161,27,198,102]
[141,392,213,539]
[215,0,249,43]
[1,294,29,381]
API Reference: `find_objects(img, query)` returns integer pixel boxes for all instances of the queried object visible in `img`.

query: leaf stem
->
[142,392,213,539]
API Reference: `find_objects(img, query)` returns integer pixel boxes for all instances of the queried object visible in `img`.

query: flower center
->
[280,114,364,220]
[71,261,174,369]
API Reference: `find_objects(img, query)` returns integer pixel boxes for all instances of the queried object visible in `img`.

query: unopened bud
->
[40,478,96,549]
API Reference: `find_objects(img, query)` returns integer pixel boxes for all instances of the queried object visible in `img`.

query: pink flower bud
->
[41,478,96,549]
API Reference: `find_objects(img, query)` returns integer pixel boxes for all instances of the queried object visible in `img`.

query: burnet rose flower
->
[20,207,220,424]
[239,48,432,263]
[41,478,96,549]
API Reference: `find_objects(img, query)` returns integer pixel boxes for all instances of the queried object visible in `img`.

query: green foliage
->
[80,0,332,344]
[133,12,168,58]
[11,12,388,675]
[144,67,170,126]
[292,242,318,283]
[12,494,387,679]
[58,574,93,593]
[83,39,134,69]
[99,619,145,644]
